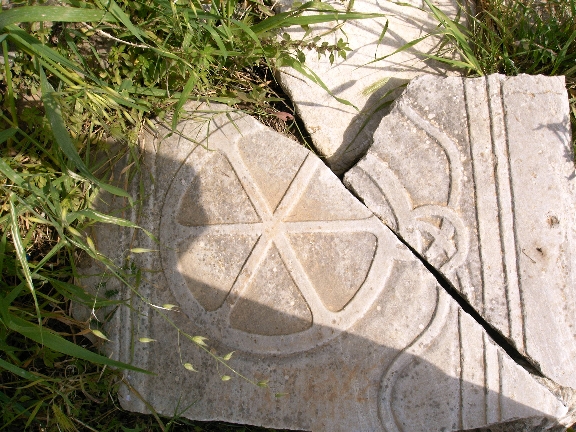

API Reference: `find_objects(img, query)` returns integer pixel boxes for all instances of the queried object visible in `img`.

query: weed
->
[418,0,576,149]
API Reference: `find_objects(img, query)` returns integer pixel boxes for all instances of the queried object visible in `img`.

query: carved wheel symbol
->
[159,135,400,355]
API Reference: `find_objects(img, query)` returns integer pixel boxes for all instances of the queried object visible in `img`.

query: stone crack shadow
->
[385,225,544,379]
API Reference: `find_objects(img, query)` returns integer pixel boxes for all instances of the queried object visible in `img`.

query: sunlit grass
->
[421,0,575,149]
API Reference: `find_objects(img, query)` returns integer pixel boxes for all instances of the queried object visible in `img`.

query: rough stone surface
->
[78,106,572,431]
[277,0,465,173]
[344,74,576,392]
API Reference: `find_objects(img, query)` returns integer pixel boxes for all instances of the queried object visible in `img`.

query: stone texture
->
[77,105,573,431]
[344,74,576,392]
[277,0,465,173]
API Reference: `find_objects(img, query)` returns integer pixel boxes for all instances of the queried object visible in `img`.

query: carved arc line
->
[159,144,219,246]
[378,286,452,432]
[411,204,470,274]
[398,101,464,208]
[360,153,422,251]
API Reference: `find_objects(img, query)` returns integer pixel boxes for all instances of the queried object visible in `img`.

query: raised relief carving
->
[159,132,413,355]
[106,108,571,430]
[346,76,531,345]
[353,107,470,282]
[346,74,576,390]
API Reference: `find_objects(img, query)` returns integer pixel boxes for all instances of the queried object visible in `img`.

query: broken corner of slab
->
[277,0,467,173]
[77,104,574,431]
[344,73,576,395]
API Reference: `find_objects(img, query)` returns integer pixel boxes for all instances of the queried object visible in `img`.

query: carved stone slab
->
[277,0,464,173]
[344,74,576,391]
[79,106,571,431]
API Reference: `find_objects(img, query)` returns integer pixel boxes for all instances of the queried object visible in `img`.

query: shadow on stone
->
[337,77,408,173]
[76,108,571,432]
[277,0,464,173]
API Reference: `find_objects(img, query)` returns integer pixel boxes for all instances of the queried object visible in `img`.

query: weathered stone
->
[344,74,576,392]
[277,0,465,173]
[77,106,573,430]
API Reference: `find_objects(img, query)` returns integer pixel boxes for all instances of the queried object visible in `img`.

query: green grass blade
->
[1,39,16,123]
[231,17,261,44]
[250,3,384,35]
[279,11,384,27]
[0,357,45,382]
[39,67,132,200]
[23,399,45,429]
[96,0,147,43]
[0,231,7,278]
[0,128,17,145]
[0,6,113,29]
[74,209,138,227]
[362,34,430,66]
[280,54,357,109]
[422,53,480,70]
[564,63,576,77]
[423,0,483,74]
[74,209,157,241]
[376,18,389,48]
[9,195,41,328]
[7,25,87,81]
[198,22,228,59]
[45,277,123,308]
[552,29,576,75]
[0,157,26,187]
[30,242,65,276]
[172,73,198,130]
[0,283,27,315]
[5,313,153,374]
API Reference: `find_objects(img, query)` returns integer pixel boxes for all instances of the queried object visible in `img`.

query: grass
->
[1,0,575,430]
[420,0,576,149]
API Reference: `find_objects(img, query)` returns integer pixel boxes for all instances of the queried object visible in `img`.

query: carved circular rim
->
[159,140,400,355]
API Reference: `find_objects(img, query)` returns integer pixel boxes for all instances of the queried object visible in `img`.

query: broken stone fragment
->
[344,74,576,394]
[277,0,466,174]
[78,105,573,431]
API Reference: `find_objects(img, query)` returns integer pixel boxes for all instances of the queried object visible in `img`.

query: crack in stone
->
[374,218,576,424]
[341,171,576,424]
[388,224,545,379]
[340,75,576,415]
[375,217,576,420]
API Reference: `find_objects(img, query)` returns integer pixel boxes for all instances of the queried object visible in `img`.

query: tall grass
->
[0,0,381,429]
[421,0,576,147]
